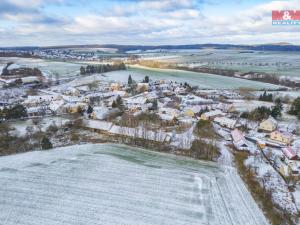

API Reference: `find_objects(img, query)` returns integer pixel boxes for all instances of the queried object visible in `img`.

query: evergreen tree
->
[152,99,158,110]
[80,66,86,75]
[271,98,283,119]
[0,122,14,149]
[115,95,124,111]
[259,91,267,101]
[289,97,300,119]
[259,91,273,102]
[41,136,53,150]
[143,76,149,83]
[112,101,117,108]
[267,93,273,102]
[87,105,93,114]
[128,75,133,85]
[1,67,9,76]
[1,63,10,76]
[247,106,271,121]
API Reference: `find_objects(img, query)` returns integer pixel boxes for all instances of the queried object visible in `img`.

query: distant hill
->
[1,43,300,52]
[259,42,293,46]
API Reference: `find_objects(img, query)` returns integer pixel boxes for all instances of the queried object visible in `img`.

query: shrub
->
[189,139,219,160]
[41,136,52,150]
[195,120,215,138]
[289,97,300,119]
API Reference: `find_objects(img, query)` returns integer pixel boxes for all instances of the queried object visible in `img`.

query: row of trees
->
[0,104,27,120]
[1,62,42,77]
[259,91,273,102]
[80,63,126,75]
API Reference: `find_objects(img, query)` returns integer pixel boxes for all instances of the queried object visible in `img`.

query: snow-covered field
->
[106,66,281,90]
[0,57,83,78]
[140,49,300,81]
[0,56,284,89]
[0,144,269,225]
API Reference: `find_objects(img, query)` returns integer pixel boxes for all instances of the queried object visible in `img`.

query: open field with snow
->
[139,49,300,81]
[109,66,282,90]
[0,144,269,225]
[0,56,285,89]
[0,57,83,78]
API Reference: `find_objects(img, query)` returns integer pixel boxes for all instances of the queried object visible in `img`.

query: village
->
[0,60,300,223]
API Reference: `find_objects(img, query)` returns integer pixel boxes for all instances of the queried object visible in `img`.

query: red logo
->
[272,10,300,20]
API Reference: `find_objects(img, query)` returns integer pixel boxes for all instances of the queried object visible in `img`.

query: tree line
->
[1,62,42,77]
[80,62,126,75]
[0,104,27,121]
[259,91,273,102]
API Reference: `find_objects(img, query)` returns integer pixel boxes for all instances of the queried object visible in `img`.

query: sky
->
[0,0,300,47]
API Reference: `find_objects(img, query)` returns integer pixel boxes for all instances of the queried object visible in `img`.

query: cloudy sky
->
[0,0,300,47]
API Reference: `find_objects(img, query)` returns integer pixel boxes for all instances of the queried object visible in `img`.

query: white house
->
[27,106,44,117]
[84,119,113,132]
[288,161,300,176]
[200,110,223,121]
[49,100,65,114]
[91,106,119,120]
[159,107,180,117]
[180,94,214,106]
[63,87,80,96]
[214,117,236,129]
[125,95,147,106]
[25,94,62,106]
